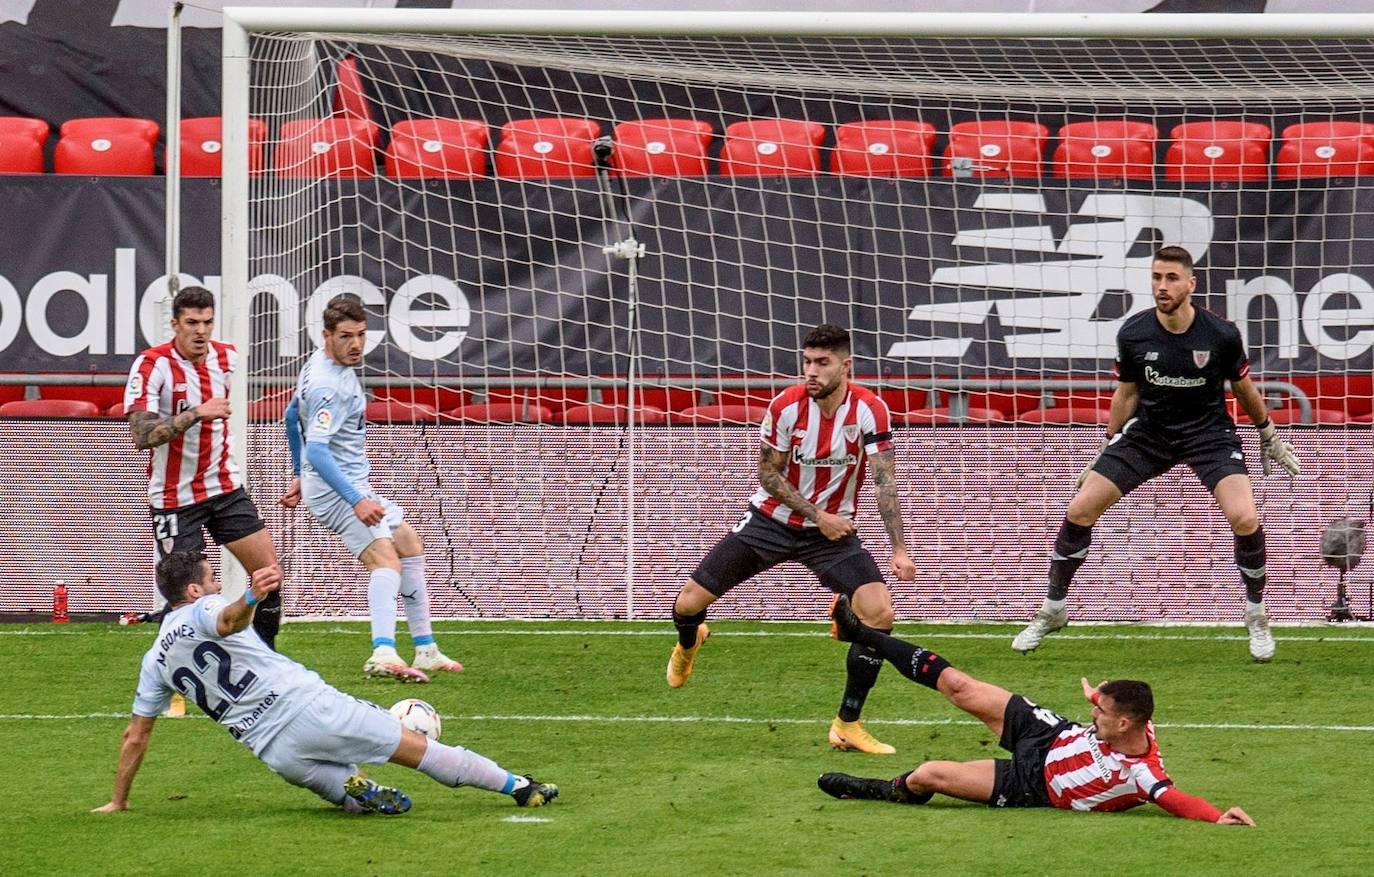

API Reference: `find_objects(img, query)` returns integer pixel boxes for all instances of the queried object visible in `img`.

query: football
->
[389,698,442,741]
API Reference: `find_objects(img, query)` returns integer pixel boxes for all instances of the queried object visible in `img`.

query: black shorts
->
[690,506,884,598]
[1092,418,1247,495]
[150,487,267,558]
[988,694,1074,809]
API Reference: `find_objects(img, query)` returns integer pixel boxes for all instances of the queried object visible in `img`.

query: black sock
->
[838,632,889,722]
[672,607,707,650]
[1048,519,1093,601]
[891,771,933,805]
[251,590,282,651]
[1235,527,1267,603]
[869,632,951,691]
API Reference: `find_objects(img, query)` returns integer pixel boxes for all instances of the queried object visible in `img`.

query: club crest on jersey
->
[843,424,860,442]
[1192,350,1210,368]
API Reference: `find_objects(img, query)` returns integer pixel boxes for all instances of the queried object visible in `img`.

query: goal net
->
[223,11,1374,622]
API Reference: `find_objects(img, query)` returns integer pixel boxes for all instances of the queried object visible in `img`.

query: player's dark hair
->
[171,286,215,318]
[802,324,851,356]
[156,551,209,604]
[1154,246,1194,273]
[1099,680,1154,723]
[323,294,367,331]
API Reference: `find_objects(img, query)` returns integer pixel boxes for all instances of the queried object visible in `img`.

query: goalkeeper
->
[1013,246,1300,662]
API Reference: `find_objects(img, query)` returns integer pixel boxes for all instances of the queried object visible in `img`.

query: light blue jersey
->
[132,596,330,755]
[295,347,370,502]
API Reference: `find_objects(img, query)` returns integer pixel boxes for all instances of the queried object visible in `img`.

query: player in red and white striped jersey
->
[667,325,917,755]
[124,286,286,650]
[819,596,1255,825]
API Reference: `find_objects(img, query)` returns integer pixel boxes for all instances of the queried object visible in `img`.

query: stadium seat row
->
[2,397,1365,425]
[4,115,1374,180]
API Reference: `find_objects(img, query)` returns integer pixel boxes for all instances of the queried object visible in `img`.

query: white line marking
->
[502,815,553,823]
[2,711,1369,733]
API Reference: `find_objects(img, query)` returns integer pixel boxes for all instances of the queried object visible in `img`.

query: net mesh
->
[236,28,1374,622]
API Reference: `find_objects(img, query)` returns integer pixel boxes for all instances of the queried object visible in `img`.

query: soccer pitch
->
[4,620,1372,876]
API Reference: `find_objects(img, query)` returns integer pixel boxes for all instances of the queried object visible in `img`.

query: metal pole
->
[162,2,184,331]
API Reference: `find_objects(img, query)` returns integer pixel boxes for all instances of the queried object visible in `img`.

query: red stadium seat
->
[1165,120,1271,182]
[180,117,268,177]
[1053,119,1157,180]
[831,120,936,177]
[39,384,125,409]
[676,404,767,424]
[0,399,101,418]
[384,118,488,178]
[448,402,554,423]
[274,117,380,178]
[494,117,600,179]
[105,402,127,417]
[55,117,159,176]
[1265,407,1348,425]
[1350,411,1374,424]
[247,394,293,422]
[719,119,825,176]
[611,119,713,177]
[897,406,1006,424]
[371,386,469,412]
[1275,121,1374,179]
[561,403,667,425]
[365,400,439,422]
[944,120,1049,178]
[1017,405,1111,425]
[0,117,49,174]
[332,56,374,122]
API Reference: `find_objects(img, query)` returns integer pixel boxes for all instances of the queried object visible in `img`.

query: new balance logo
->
[1144,351,1159,361]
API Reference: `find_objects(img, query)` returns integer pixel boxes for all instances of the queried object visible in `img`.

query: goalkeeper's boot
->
[343,774,411,815]
[829,594,866,643]
[411,644,464,674]
[1245,603,1276,663]
[1011,605,1068,653]
[363,646,431,683]
[817,772,931,804]
[666,623,709,688]
[828,718,896,755]
[512,777,560,808]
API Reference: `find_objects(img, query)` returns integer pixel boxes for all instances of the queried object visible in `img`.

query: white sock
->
[368,567,402,648]
[1044,598,1066,614]
[1246,599,1265,613]
[400,555,434,645]
[417,739,517,794]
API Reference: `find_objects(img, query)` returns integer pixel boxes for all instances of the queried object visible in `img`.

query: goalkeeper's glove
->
[1076,435,1111,491]
[1257,418,1300,476]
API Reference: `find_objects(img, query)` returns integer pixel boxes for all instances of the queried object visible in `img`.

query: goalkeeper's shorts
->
[1094,421,1246,495]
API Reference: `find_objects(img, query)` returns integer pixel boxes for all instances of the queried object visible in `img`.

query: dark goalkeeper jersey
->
[1114,307,1250,437]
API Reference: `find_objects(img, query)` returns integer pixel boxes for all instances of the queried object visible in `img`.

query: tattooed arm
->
[758,445,855,541]
[127,397,230,450]
[870,448,916,581]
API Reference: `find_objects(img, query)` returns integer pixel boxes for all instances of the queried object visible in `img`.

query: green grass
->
[2,620,1372,876]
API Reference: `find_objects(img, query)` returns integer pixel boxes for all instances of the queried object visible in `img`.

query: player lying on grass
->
[818,596,1255,825]
[93,551,557,816]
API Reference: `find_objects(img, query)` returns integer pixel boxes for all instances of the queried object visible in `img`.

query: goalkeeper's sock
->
[1234,527,1267,603]
[672,606,707,650]
[1048,519,1093,601]
[368,567,402,647]
[251,589,281,651]
[399,555,433,643]
[417,740,515,793]
[868,631,951,691]
[838,633,889,722]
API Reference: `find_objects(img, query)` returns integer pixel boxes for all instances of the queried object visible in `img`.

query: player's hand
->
[250,566,283,601]
[890,549,916,582]
[1257,420,1300,476]
[353,498,385,526]
[279,477,301,509]
[815,510,856,541]
[1080,677,1107,702]
[1076,440,1109,491]
[195,397,232,422]
[1216,806,1256,826]
[92,801,127,813]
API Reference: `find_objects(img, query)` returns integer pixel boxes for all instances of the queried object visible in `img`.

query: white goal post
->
[220,9,1374,623]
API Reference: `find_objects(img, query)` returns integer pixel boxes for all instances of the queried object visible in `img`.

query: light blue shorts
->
[257,688,402,804]
[305,487,405,557]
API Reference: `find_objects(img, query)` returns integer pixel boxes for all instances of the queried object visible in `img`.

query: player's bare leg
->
[1214,474,1275,662]
[829,581,896,755]
[819,758,996,805]
[392,524,462,673]
[667,580,715,687]
[360,538,429,683]
[225,528,284,650]
[1013,471,1122,653]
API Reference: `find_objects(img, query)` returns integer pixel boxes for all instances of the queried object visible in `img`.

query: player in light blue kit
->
[93,551,557,815]
[280,294,462,682]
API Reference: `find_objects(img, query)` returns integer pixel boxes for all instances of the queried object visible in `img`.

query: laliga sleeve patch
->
[127,374,143,398]
[760,411,773,433]
[314,408,334,430]
[203,597,225,612]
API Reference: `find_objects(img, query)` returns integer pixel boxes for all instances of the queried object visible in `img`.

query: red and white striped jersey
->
[1043,722,1173,813]
[750,383,894,529]
[124,340,242,510]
